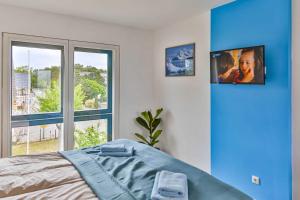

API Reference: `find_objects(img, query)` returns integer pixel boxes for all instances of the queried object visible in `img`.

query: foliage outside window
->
[74,126,107,149]
[15,64,108,150]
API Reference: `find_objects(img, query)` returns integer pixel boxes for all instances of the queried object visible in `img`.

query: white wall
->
[0,4,211,174]
[153,12,211,172]
[0,4,154,141]
[292,0,300,199]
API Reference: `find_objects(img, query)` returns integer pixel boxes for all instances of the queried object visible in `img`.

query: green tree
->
[14,66,29,73]
[38,81,60,112]
[74,84,86,110]
[38,81,86,112]
[81,78,106,102]
[73,64,107,109]
[74,64,83,86]
[74,64,106,86]
[74,126,107,149]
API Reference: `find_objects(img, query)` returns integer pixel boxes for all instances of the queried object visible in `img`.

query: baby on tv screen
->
[210,45,265,84]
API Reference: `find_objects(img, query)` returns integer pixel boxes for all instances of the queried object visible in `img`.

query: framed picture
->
[210,45,265,84]
[165,43,195,77]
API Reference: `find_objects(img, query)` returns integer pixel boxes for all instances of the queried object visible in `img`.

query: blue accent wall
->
[211,0,292,199]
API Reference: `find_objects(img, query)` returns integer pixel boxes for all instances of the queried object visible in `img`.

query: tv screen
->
[210,45,265,84]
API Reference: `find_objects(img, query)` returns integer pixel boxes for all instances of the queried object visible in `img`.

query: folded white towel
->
[98,146,134,157]
[151,171,188,200]
[158,170,187,198]
[100,144,126,152]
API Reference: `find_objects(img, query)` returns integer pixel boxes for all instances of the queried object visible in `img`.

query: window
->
[1,33,119,157]
[70,43,114,149]
[10,43,64,156]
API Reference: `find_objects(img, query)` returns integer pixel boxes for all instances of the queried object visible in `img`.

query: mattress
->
[0,153,97,199]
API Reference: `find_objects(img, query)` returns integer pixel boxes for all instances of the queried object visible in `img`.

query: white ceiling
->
[0,0,232,30]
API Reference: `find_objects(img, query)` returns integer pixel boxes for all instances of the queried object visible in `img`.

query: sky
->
[12,46,108,70]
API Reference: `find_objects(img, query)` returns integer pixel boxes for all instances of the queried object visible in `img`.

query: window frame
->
[1,33,120,157]
[68,40,119,150]
[10,42,65,132]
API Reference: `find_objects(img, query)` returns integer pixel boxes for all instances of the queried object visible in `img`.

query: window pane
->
[12,123,63,156]
[74,119,107,149]
[11,43,64,156]
[74,49,108,111]
[12,45,62,116]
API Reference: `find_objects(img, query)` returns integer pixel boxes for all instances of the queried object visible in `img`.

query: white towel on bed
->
[151,171,188,200]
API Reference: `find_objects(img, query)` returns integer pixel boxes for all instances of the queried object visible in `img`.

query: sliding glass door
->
[1,34,119,157]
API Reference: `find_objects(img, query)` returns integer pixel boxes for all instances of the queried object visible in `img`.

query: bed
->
[0,139,252,200]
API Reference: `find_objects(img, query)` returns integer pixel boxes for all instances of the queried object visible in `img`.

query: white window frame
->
[1,33,120,157]
[67,40,120,150]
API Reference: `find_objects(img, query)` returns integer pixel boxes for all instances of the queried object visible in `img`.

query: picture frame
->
[165,43,195,77]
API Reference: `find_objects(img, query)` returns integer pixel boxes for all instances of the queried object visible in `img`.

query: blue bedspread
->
[60,139,252,200]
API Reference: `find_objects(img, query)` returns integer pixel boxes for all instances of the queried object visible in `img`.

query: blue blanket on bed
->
[60,139,252,200]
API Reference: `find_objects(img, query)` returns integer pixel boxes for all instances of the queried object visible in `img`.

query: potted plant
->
[134,108,163,147]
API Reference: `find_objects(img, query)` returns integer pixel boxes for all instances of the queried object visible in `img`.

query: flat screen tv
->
[210,45,265,84]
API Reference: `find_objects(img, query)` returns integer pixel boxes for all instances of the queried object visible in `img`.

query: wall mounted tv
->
[210,45,265,84]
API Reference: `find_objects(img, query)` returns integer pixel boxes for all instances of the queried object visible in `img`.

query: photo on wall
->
[165,43,195,77]
[210,45,265,84]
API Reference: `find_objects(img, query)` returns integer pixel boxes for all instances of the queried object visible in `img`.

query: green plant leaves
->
[154,108,163,119]
[74,126,107,149]
[152,118,161,132]
[134,133,150,145]
[134,108,163,147]
[141,111,150,123]
[152,130,162,141]
[136,117,150,131]
[148,111,153,124]
[150,140,159,146]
